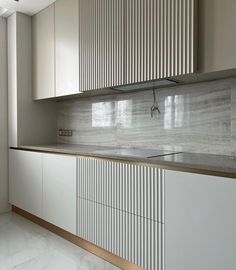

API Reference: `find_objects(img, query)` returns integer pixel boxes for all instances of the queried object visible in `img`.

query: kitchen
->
[1,0,236,269]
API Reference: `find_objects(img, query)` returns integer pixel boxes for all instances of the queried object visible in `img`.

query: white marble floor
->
[0,212,119,270]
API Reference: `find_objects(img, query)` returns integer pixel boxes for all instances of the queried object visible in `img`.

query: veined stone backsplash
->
[57,78,236,156]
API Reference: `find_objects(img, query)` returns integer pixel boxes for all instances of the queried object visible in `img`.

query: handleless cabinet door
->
[165,170,236,270]
[77,157,164,223]
[55,0,79,96]
[32,4,55,100]
[42,154,77,234]
[78,0,124,91]
[125,0,198,84]
[77,157,164,270]
[9,150,43,218]
[77,197,163,270]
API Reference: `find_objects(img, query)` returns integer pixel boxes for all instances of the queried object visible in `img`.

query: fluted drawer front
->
[77,157,164,223]
[125,0,197,84]
[78,0,124,91]
[77,197,164,270]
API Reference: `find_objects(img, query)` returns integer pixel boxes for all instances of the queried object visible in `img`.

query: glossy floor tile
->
[0,212,119,270]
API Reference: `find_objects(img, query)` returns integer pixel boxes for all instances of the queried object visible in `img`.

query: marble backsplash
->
[57,78,236,156]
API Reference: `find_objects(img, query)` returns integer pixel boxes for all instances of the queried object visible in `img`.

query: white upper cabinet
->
[165,170,236,270]
[125,0,198,84]
[78,0,124,91]
[32,0,236,98]
[32,4,55,100]
[78,0,198,89]
[32,0,198,98]
[55,0,79,96]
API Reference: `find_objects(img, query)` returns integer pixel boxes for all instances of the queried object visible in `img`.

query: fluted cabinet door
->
[125,0,198,84]
[77,198,163,270]
[78,0,124,91]
[77,158,164,223]
[77,157,164,270]
[55,0,79,96]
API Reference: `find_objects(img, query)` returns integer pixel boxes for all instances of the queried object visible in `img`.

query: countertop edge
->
[10,146,236,180]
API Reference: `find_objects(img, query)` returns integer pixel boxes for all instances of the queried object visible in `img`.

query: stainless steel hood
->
[112,79,179,92]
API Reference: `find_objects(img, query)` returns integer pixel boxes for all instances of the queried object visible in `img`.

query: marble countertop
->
[12,144,236,179]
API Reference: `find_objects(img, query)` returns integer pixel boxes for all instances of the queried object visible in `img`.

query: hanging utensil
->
[151,89,161,118]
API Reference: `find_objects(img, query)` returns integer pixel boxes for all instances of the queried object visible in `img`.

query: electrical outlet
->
[58,129,73,137]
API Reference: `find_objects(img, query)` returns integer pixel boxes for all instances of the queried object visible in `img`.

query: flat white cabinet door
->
[32,4,55,100]
[42,154,77,234]
[9,150,43,217]
[55,0,79,96]
[165,170,236,270]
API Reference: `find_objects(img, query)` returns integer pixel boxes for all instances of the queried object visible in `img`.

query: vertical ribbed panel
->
[78,0,197,91]
[125,0,197,84]
[78,0,124,92]
[77,157,165,270]
[77,158,164,223]
[77,197,162,270]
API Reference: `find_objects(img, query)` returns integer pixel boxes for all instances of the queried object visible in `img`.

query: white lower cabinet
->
[11,150,236,270]
[77,157,164,270]
[77,197,163,270]
[77,157,164,223]
[165,170,236,270]
[9,149,43,217]
[9,150,77,234]
[42,154,77,234]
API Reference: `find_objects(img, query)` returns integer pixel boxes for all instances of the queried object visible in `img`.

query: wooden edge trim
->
[12,206,143,270]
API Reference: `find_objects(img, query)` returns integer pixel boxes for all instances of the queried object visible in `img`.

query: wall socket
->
[58,129,73,137]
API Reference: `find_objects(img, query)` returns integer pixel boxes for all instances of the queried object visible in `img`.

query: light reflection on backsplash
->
[57,78,236,155]
[164,95,185,129]
[117,100,133,128]
[92,102,114,127]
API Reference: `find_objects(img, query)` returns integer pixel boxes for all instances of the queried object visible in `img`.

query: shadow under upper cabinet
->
[112,79,178,92]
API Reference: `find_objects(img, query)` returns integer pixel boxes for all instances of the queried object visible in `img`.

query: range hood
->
[112,79,179,92]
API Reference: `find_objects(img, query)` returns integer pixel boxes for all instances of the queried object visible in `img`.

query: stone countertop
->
[11,144,236,179]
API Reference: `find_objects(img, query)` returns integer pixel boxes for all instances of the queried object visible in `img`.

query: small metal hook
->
[151,89,161,118]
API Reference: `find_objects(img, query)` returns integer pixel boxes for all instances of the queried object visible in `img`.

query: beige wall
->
[0,17,11,213]
[8,13,58,147]
[199,0,236,73]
